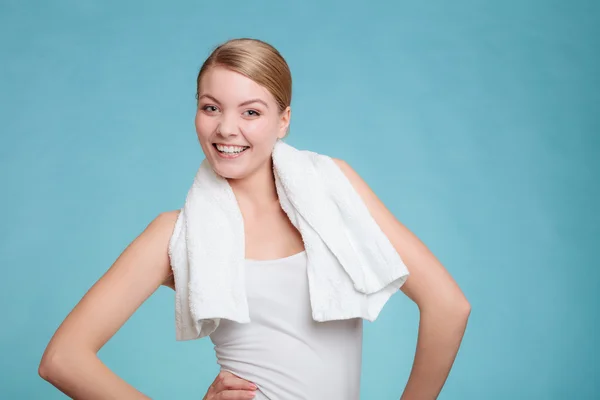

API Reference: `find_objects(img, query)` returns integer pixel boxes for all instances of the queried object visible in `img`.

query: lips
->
[213,143,250,158]
[213,143,250,153]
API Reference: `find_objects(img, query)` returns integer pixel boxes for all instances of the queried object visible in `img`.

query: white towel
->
[168,140,410,341]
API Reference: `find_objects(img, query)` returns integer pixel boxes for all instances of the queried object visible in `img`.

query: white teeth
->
[215,144,248,154]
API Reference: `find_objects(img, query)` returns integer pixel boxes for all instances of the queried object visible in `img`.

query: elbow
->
[457,297,471,319]
[447,291,471,319]
[38,346,87,383]
[38,350,59,382]
[451,289,471,315]
[420,292,471,320]
[38,345,70,383]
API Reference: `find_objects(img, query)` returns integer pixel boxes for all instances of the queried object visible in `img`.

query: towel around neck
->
[168,139,409,341]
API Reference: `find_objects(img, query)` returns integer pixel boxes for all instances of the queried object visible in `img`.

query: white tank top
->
[209,250,363,399]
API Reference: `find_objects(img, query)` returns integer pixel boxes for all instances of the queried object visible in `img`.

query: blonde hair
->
[196,38,292,114]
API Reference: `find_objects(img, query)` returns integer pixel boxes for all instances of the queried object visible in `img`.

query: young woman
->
[39,38,471,399]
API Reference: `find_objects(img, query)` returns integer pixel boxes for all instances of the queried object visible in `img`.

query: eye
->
[243,109,260,117]
[201,105,219,113]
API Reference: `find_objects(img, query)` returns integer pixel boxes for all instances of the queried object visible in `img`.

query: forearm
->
[39,350,151,400]
[401,304,470,400]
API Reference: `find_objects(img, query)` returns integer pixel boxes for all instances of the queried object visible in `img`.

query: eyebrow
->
[198,94,269,109]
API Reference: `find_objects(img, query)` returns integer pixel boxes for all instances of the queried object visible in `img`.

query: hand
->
[203,370,258,399]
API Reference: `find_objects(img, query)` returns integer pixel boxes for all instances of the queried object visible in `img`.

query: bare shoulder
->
[331,156,417,242]
[331,158,369,190]
[330,158,415,241]
[161,209,181,221]
[136,210,180,250]
[331,157,350,172]
[153,209,181,229]
[331,158,384,211]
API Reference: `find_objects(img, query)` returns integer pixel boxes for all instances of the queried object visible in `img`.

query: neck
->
[228,158,279,211]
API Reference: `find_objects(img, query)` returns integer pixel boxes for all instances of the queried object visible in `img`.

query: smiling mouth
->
[213,143,250,155]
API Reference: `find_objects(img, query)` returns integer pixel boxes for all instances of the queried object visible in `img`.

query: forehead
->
[199,67,275,105]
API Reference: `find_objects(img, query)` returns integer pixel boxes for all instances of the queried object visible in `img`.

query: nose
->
[216,112,238,138]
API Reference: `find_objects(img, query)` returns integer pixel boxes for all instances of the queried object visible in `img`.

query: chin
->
[209,162,248,180]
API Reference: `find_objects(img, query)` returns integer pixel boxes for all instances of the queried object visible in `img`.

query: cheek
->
[195,113,214,139]
[243,118,279,144]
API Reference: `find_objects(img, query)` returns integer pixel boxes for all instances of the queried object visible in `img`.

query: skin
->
[39,66,470,400]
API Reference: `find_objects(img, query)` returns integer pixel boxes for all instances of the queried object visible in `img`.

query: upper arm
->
[331,158,469,311]
[43,210,180,355]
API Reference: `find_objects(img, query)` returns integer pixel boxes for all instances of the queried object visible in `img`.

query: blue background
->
[1,0,598,398]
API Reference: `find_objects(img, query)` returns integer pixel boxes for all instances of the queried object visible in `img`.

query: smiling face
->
[195,66,290,180]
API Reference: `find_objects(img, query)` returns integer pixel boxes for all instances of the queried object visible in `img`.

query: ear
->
[277,106,291,139]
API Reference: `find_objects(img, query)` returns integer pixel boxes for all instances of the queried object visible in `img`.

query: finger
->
[220,375,257,391]
[216,370,234,382]
[217,390,257,399]
[212,371,256,392]
[210,370,231,389]
[206,372,226,395]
